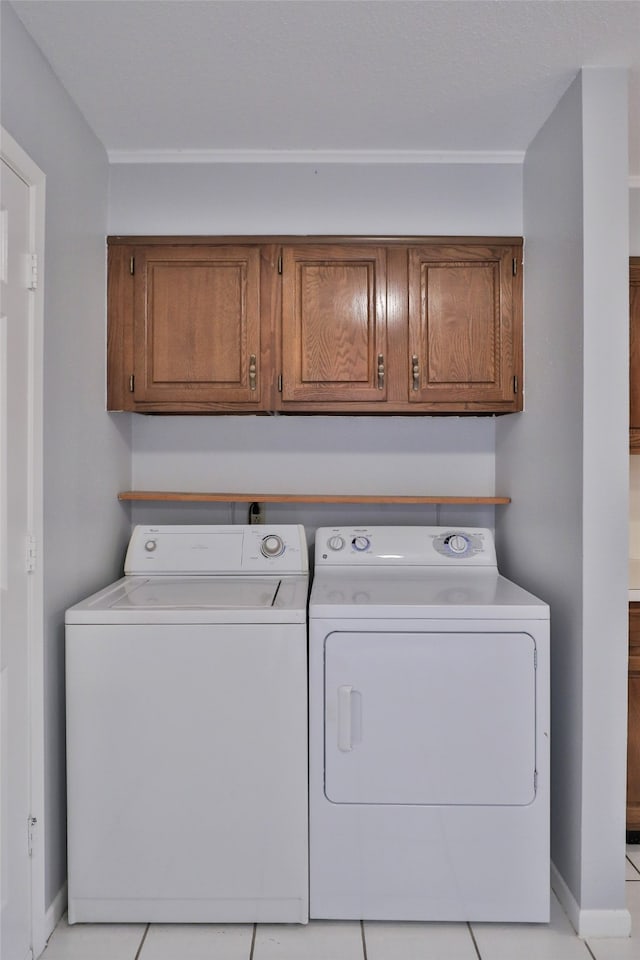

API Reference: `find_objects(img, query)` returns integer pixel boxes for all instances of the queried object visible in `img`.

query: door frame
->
[1,127,46,959]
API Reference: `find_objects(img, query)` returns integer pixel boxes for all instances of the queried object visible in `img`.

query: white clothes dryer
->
[65,524,309,924]
[309,526,549,923]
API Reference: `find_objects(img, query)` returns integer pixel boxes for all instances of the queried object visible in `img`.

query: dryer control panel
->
[315,526,497,567]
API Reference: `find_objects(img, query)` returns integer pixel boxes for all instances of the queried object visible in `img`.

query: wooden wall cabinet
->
[108,242,272,412]
[630,258,640,451]
[628,603,640,839]
[407,243,520,408]
[108,236,523,415]
[280,243,388,405]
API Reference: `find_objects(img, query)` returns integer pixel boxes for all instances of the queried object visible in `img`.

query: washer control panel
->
[316,526,496,567]
[125,524,308,575]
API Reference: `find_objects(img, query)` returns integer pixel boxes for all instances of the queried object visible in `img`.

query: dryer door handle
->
[337,685,353,752]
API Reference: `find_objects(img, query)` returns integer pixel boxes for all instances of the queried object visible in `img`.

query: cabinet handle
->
[249,354,257,391]
[412,354,420,391]
[377,353,385,390]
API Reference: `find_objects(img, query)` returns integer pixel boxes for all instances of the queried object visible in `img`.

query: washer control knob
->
[448,534,469,555]
[144,539,157,552]
[327,536,345,551]
[352,536,370,552]
[261,534,285,558]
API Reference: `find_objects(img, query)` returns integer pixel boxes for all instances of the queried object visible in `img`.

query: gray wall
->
[128,414,498,537]
[496,68,629,917]
[108,161,522,236]
[1,3,132,907]
[109,159,523,533]
[579,68,628,911]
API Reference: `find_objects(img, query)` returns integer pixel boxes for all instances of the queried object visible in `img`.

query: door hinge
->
[26,535,37,573]
[277,253,283,275]
[28,816,38,857]
[533,770,538,794]
[25,252,38,291]
[513,374,518,394]
[512,257,518,276]
[277,374,283,393]
[129,374,135,393]
[129,256,135,276]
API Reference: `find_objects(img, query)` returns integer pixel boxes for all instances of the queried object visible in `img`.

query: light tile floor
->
[38,849,640,960]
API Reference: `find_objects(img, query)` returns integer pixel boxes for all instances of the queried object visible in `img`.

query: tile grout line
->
[249,922,257,960]
[133,923,150,960]
[627,853,640,877]
[360,919,368,960]
[467,921,483,960]
[583,938,598,960]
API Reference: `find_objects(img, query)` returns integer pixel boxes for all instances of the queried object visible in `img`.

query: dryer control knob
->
[327,536,345,551]
[352,536,370,552]
[448,534,469,555]
[261,534,285,558]
[144,539,157,552]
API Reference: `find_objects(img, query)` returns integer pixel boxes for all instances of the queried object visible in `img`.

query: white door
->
[324,630,537,806]
[0,155,35,960]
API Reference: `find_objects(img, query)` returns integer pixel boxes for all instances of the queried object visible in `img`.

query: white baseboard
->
[551,861,631,939]
[33,883,67,959]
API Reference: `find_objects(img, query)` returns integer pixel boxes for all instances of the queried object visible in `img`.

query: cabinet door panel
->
[281,245,387,403]
[150,264,242,383]
[134,246,261,405]
[408,245,518,407]
[426,263,497,384]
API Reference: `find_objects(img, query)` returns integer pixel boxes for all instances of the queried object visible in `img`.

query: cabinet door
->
[630,259,640,449]
[280,244,387,404]
[628,604,640,835]
[408,244,521,410]
[133,246,262,407]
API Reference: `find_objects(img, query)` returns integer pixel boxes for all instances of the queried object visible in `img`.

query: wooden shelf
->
[118,491,511,505]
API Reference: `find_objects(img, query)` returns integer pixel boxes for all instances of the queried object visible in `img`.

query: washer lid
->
[111,577,280,610]
[65,574,309,624]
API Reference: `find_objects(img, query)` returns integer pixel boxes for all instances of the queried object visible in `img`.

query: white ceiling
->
[9,0,640,175]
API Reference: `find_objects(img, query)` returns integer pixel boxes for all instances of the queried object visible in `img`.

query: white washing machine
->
[309,526,550,923]
[65,524,309,924]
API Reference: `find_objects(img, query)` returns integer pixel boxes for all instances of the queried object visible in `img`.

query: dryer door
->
[324,630,536,806]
